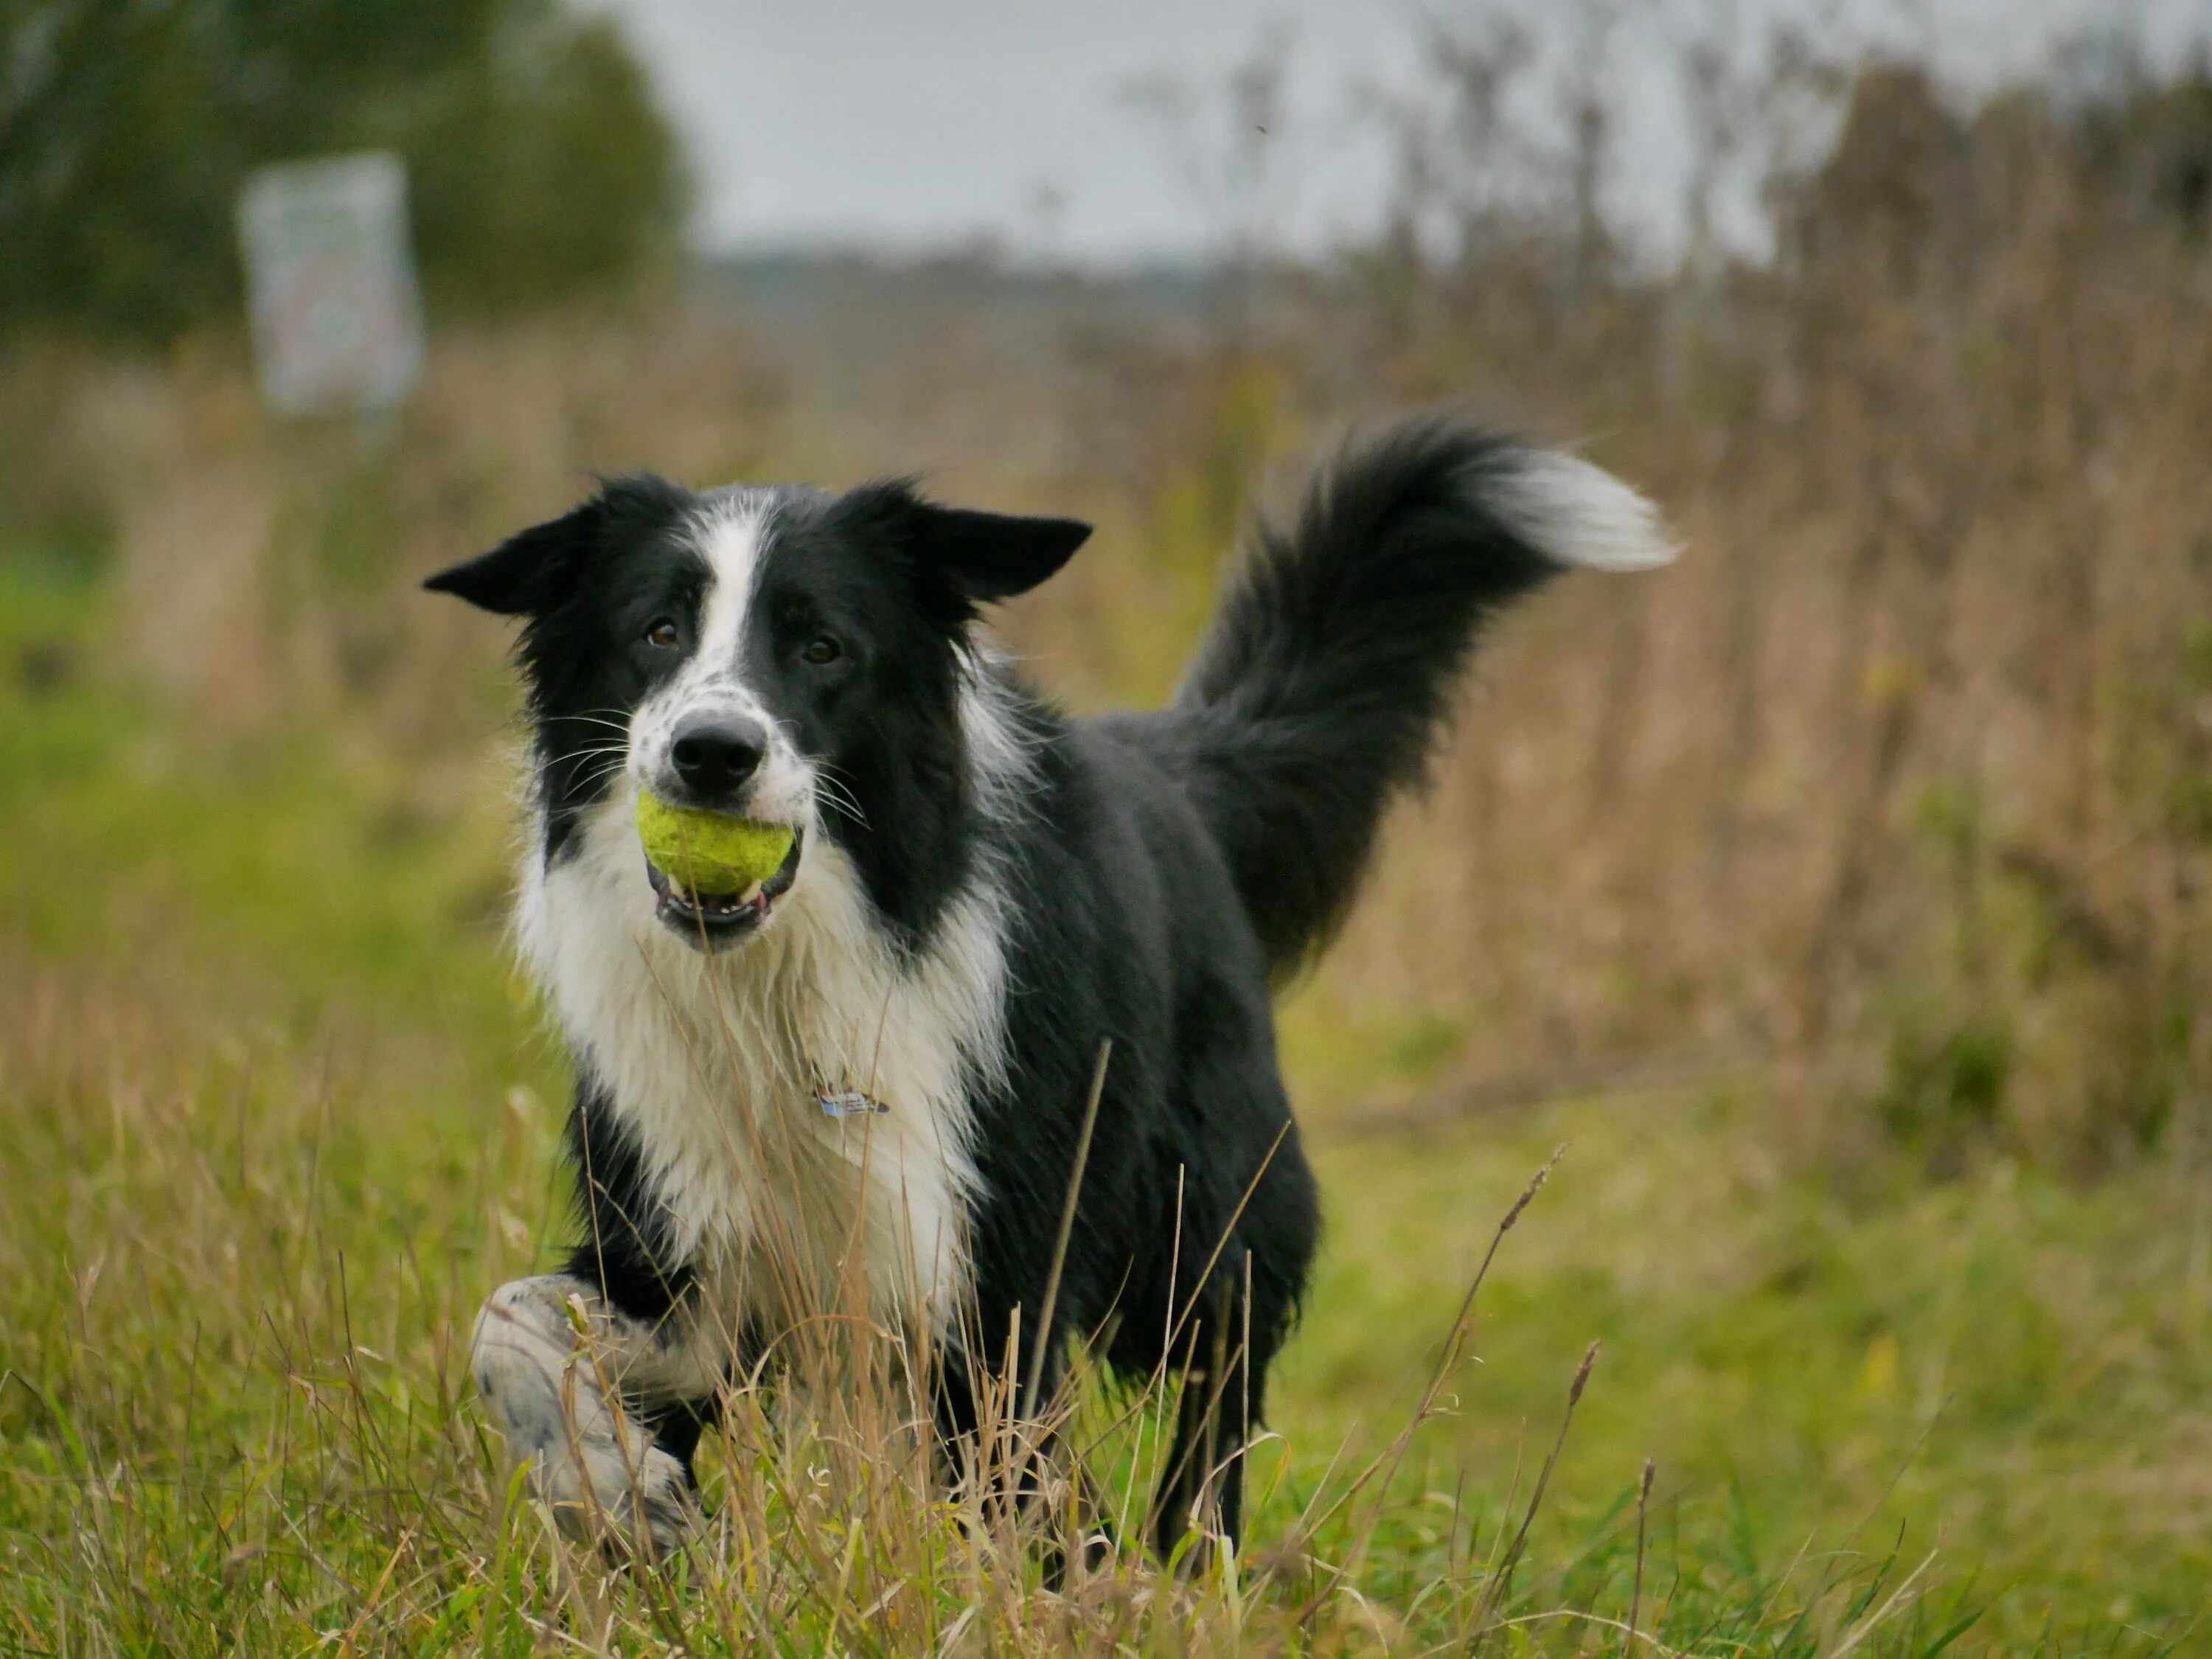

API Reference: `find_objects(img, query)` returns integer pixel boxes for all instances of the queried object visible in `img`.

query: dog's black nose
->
[669,714,767,802]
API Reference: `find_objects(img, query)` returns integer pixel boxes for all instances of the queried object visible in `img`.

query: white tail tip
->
[1489,450,1680,572]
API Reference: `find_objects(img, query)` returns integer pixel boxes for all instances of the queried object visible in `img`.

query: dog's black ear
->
[911,504,1093,603]
[424,476,686,616]
[423,503,602,616]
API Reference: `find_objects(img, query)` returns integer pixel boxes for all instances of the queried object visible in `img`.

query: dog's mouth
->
[646,830,804,950]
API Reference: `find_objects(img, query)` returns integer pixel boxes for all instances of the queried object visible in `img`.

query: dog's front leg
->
[470,1274,715,1556]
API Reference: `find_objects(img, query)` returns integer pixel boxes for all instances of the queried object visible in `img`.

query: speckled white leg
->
[470,1275,712,1555]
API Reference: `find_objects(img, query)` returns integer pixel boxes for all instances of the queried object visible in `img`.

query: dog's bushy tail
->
[1158,417,1674,980]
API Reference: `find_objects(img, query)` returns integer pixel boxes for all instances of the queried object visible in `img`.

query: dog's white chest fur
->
[516,792,1005,1335]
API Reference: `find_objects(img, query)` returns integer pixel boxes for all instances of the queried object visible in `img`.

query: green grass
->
[1,566,2202,1654]
[1287,1105,2212,1644]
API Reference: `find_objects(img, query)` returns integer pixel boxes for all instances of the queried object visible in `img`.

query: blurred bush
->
[1320,39,2212,1174]
[0,0,687,343]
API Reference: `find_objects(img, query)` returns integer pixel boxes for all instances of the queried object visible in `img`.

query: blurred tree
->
[0,0,689,343]
[2065,50,2212,234]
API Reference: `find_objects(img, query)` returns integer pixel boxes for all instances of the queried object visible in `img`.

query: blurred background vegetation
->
[0,0,685,340]
[5,0,2212,1651]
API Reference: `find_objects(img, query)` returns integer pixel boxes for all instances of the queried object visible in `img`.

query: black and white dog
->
[426,417,1671,1559]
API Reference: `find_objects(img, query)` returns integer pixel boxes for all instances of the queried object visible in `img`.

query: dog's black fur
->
[428,417,1652,1555]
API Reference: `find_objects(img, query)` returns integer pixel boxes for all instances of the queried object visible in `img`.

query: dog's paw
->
[625,1442,700,1559]
[548,1425,699,1559]
[470,1276,701,1558]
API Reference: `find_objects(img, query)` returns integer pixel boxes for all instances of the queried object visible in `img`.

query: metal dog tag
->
[817,1089,889,1119]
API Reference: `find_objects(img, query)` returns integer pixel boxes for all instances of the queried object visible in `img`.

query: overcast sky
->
[595,0,2212,265]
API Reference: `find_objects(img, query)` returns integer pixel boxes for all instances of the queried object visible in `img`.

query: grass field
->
[4,528,2206,1655]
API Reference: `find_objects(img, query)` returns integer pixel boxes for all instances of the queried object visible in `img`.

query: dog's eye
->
[644,618,681,650]
[802,635,841,666]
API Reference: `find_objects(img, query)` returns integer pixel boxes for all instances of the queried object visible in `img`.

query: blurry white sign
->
[237,153,424,417]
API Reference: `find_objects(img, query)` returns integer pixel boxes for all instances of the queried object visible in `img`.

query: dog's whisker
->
[813,776,869,829]
[545,749,633,782]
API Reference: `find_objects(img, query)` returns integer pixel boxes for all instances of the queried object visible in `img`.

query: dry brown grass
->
[14,60,2210,1180]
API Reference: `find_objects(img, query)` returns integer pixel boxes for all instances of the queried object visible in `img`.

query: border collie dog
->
[427,417,1672,1558]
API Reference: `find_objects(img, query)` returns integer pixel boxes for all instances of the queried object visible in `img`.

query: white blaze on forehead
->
[691,491,778,666]
[630,486,813,825]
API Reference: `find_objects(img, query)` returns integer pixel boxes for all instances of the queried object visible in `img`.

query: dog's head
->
[425,476,1089,952]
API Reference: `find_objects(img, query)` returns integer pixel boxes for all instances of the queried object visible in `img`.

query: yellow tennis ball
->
[634,793,795,895]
